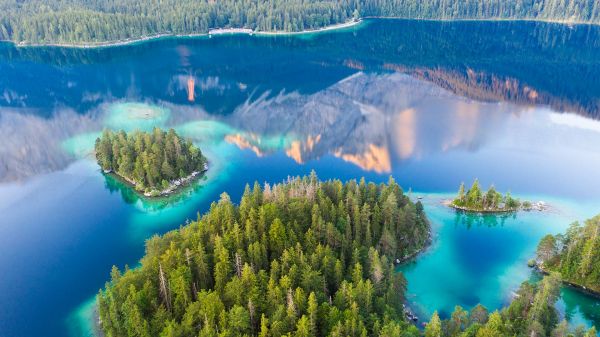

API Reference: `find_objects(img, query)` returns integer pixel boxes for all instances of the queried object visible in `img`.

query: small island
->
[533,214,600,296]
[95,128,207,197]
[449,179,542,213]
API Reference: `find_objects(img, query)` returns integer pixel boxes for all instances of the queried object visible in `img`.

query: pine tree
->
[425,311,442,337]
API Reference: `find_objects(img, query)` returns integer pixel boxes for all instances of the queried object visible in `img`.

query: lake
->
[0,19,599,337]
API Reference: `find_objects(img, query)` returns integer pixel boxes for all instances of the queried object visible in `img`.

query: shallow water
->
[400,194,600,323]
[1,19,600,337]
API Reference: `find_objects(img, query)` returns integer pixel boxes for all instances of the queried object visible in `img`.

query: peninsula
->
[425,273,597,337]
[94,128,207,197]
[96,174,598,337]
[449,179,541,213]
[98,174,431,336]
[534,215,600,295]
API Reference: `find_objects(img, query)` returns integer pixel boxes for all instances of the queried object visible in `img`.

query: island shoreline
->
[4,16,598,49]
[86,206,434,336]
[443,199,545,214]
[102,167,206,200]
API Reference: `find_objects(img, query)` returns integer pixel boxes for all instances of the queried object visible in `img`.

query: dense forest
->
[452,179,530,212]
[1,0,599,44]
[536,215,600,293]
[426,273,598,337]
[97,174,431,336]
[95,128,207,195]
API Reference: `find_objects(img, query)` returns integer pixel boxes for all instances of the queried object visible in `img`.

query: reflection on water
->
[103,172,209,211]
[3,70,600,201]
[1,19,600,337]
[0,108,99,180]
[453,210,514,229]
[0,72,518,180]
[1,19,599,118]
[401,195,600,328]
[559,287,600,327]
[1,19,599,183]
[222,72,510,172]
[529,270,600,327]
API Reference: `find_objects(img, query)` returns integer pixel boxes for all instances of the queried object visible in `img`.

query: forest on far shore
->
[1,0,599,44]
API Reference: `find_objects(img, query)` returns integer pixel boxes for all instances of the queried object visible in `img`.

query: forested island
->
[97,174,431,336]
[535,215,600,295]
[426,273,597,337]
[450,179,538,213]
[94,128,207,197]
[1,0,599,45]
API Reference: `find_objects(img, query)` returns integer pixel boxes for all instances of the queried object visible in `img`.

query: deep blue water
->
[1,19,600,337]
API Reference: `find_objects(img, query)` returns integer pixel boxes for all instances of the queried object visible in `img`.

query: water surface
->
[1,19,600,337]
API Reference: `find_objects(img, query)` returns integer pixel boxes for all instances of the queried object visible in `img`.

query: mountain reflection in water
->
[1,19,599,117]
[3,70,600,202]
[0,72,535,181]
[2,19,600,337]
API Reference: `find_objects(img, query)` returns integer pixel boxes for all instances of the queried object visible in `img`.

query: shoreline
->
[443,199,547,214]
[531,264,600,299]
[6,15,598,49]
[363,16,600,27]
[103,166,206,200]
[9,19,363,49]
[394,217,434,266]
[253,19,362,36]
[395,224,434,326]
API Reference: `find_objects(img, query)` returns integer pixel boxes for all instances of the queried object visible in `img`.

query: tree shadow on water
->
[453,210,516,229]
[102,172,207,211]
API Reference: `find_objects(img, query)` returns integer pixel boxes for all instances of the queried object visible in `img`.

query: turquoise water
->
[400,194,600,324]
[1,19,600,337]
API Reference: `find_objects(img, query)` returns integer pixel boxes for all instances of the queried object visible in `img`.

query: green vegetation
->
[94,128,207,196]
[451,179,531,212]
[1,0,599,45]
[536,215,600,294]
[97,174,430,337]
[426,273,598,337]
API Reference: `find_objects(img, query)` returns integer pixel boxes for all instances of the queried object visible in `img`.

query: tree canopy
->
[536,215,600,293]
[428,273,597,337]
[452,179,528,212]
[1,0,599,44]
[98,173,430,336]
[94,128,207,195]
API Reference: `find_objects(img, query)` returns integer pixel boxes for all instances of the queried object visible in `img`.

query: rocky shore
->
[103,162,208,199]
[530,262,600,299]
[13,19,362,49]
[445,199,548,213]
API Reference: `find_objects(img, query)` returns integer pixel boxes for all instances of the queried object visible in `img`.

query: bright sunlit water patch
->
[60,102,172,160]
[257,133,297,152]
[61,132,101,159]
[175,119,236,144]
[66,296,98,337]
[103,102,170,131]
[549,112,600,134]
